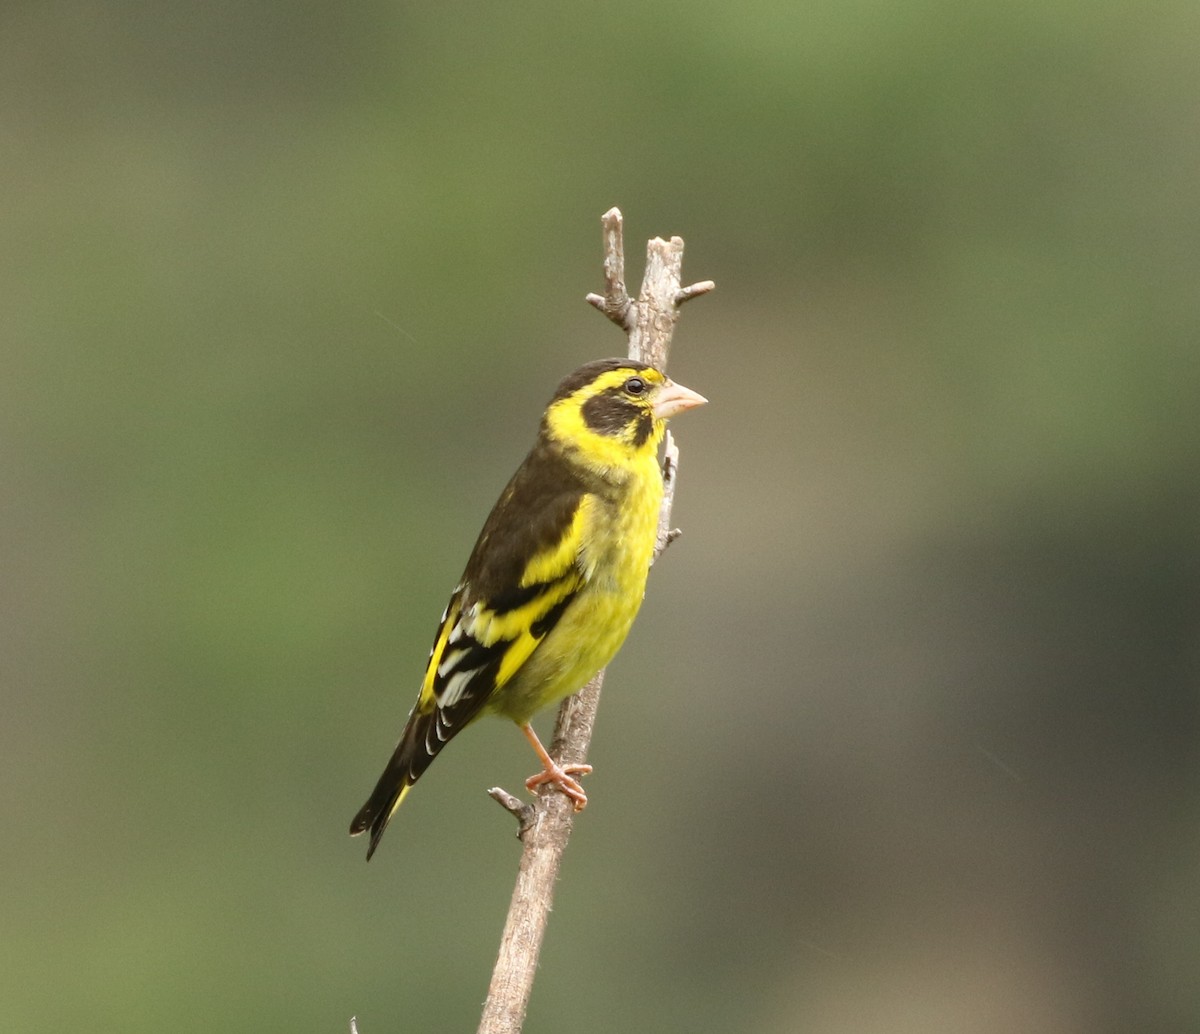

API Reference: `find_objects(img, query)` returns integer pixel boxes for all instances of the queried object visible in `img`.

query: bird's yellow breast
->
[487,453,663,724]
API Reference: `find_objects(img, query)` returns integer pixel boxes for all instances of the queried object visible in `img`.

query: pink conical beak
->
[652,379,708,420]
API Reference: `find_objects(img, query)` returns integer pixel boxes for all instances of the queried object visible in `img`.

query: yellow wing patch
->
[415,495,596,719]
[418,595,463,710]
[520,503,587,586]
[495,628,544,689]
[465,575,580,647]
[462,496,590,649]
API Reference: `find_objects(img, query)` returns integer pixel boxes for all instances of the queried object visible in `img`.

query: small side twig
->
[477,208,711,1034]
[676,279,716,306]
[584,207,634,330]
[487,787,536,838]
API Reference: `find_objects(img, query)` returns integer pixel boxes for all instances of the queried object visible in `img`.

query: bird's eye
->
[624,376,646,396]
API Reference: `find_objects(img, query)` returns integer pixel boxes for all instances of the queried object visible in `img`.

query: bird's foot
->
[525,761,592,811]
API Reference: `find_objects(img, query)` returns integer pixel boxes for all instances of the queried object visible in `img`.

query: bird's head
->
[542,358,707,470]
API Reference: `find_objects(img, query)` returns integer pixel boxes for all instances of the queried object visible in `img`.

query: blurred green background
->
[3,1,1197,1031]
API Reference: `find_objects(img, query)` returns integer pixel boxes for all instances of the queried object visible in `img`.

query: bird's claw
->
[525,762,592,811]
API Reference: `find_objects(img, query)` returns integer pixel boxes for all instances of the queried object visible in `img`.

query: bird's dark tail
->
[349,711,440,860]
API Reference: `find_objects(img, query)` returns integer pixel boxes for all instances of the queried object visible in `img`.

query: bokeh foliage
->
[3,2,1197,1031]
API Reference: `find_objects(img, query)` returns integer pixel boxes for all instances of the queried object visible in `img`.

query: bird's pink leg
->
[520,723,592,811]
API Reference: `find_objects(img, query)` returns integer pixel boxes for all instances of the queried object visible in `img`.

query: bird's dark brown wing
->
[349,435,594,857]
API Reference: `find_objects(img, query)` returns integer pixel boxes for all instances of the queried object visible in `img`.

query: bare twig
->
[676,279,716,306]
[652,430,681,563]
[476,208,711,1034]
[486,786,536,836]
[584,207,634,330]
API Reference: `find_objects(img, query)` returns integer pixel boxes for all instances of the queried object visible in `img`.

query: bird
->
[349,357,707,859]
